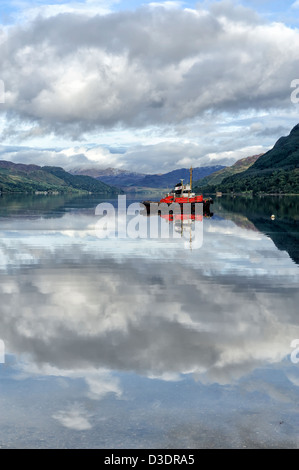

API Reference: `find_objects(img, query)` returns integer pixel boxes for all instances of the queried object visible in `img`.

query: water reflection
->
[215,195,299,265]
[0,194,298,448]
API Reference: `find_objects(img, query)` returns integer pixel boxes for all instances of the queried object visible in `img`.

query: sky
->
[0,0,299,173]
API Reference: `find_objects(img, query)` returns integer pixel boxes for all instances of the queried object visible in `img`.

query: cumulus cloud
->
[0,138,269,173]
[0,1,299,144]
[0,144,122,170]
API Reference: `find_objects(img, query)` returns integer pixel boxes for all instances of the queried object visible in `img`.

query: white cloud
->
[53,403,92,430]
[0,2,298,171]
[0,140,269,173]
[11,0,118,23]
[148,1,183,9]
[1,4,298,137]
[86,373,122,400]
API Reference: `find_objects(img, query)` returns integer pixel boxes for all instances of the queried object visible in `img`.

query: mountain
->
[71,167,147,187]
[193,154,263,192]
[0,161,122,194]
[208,124,299,194]
[71,165,226,189]
[42,166,122,194]
[139,166,226,188]
[252,124,299,170]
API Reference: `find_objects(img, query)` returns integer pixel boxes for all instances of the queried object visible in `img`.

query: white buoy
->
[271,215,275,220]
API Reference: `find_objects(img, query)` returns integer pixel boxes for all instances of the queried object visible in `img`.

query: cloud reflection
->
[52,403,92,431]
[0,214,298,389]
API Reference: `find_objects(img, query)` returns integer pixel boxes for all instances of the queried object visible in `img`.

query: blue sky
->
[0,0,298,172]
[0,0,298,23]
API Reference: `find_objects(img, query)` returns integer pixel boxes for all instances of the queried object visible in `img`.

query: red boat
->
[142,167,213,215]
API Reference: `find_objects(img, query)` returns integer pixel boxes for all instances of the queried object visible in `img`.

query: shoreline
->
[206,192,299,197]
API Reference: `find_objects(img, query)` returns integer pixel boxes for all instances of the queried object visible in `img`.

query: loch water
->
[0,193,298,449]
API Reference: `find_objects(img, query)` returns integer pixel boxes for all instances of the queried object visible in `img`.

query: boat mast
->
[190,166,193,191]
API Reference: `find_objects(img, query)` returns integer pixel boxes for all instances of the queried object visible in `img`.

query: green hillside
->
[0,161,122,194]
[203,124,299,194]
[193,154,263,192]
[42,166,121,194]
[252,124,299,171]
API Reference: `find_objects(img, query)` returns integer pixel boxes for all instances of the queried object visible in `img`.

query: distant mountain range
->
[0,161,122,194]
[70,167,147,187]
[198,124,299,194]
[193,154,263,192]
[3,124,299,195]
[71,165,226,189]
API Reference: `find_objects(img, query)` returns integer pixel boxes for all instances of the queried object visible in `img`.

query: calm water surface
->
[0,194,298,449]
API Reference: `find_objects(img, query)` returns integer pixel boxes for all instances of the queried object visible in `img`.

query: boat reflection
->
[139,205,213,248]
[162,211,212,236]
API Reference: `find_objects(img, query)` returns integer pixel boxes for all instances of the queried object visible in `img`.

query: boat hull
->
[141,198,213,216]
